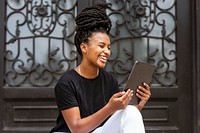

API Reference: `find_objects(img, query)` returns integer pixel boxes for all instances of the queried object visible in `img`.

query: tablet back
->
[124,61,156,105]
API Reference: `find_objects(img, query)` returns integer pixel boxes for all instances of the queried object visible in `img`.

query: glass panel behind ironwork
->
[106,0,177,87]
[5,0,78,87]
[4,0,177,88]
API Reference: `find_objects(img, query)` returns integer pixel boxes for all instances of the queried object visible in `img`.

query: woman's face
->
[81,32,111,68]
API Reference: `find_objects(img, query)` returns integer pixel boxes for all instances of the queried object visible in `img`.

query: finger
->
[120,89,133,101]
[123,91,133,105]
[137,88,145,96]
[113,91,125,98]
[136,93,142,99]
[136,92,149,101]
[143,82,150,90]
[137,87,151,98]
[138,85,151,95]
[126,90,134,103]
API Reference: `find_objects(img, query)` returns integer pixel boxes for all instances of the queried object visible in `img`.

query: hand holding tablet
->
[123,61,156,105]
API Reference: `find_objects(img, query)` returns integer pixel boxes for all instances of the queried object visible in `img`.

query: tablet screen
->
[124,61,156,105]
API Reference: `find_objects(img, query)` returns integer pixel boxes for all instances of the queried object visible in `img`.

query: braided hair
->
[74,3,112,56]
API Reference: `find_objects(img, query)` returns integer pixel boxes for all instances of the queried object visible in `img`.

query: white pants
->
[92,105,145,133]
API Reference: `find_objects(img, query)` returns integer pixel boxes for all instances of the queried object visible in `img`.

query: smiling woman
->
[50,3,151,133]
[79,32,111,74]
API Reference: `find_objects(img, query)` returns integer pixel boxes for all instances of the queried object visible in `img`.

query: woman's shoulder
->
[58,69,78,82]
[55,69,79,91]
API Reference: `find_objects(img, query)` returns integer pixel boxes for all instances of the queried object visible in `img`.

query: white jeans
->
[92,105,145,133]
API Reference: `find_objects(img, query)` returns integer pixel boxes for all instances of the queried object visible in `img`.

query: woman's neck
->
[77,64,99,79]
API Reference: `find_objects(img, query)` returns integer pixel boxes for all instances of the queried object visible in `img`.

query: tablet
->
[124,61,156,105]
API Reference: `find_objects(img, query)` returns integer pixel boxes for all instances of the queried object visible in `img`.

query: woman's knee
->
[123,105,143,120]
[119,105,145,133]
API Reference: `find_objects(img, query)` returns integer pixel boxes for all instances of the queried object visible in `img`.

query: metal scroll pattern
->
[105,0,177,87]
[5,0,77,86]
[4,0,176,87]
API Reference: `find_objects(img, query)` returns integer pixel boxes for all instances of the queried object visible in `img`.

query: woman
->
[51,3,151,133]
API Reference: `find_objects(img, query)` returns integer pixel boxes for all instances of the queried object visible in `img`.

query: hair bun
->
[75,3,112,33]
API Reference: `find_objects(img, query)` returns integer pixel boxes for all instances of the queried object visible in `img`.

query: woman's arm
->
[61,89,133,133]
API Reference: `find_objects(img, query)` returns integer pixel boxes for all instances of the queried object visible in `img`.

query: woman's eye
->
[99,44,110,50]
[99,45,104,48]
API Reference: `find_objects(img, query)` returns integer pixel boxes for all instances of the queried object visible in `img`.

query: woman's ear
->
[80,43,87,54]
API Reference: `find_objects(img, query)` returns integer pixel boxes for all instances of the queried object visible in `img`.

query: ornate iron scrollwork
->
[5,0,77,87]
[36,5,48,17]
[106,0,177,87]
[4,0,177,87]
[135,6,146,17]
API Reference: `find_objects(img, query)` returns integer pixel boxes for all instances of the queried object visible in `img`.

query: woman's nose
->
[103,47,111,55]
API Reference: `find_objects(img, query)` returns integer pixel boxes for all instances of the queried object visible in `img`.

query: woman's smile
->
[98,55,108,64]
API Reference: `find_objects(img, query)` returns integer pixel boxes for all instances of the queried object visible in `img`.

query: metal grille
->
[4,0,177,87]
[5,0,77,87]
[106,0,177,87]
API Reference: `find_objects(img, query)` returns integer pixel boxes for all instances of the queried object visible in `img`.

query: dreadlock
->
[74,3,112,56]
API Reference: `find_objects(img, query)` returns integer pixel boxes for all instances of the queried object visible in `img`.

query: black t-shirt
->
[50,68,119,132]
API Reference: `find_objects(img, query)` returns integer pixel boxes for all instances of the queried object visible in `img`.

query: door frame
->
[177,0,193,132]
[0,0,5,132]
[0,0,199,132]
[193,0,200,132]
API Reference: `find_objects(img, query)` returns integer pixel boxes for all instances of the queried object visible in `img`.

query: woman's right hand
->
[107,89,133,114]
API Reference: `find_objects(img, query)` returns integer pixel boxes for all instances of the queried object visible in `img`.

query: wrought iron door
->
[0,0,194,133]
[1,0,78,132]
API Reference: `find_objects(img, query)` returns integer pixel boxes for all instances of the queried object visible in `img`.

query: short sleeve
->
[55,80,78,110]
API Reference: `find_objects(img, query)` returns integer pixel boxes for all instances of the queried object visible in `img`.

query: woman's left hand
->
[135,82,151,110]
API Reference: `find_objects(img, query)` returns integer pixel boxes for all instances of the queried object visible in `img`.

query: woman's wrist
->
[105,103,115,115]
[135,104,143,111]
